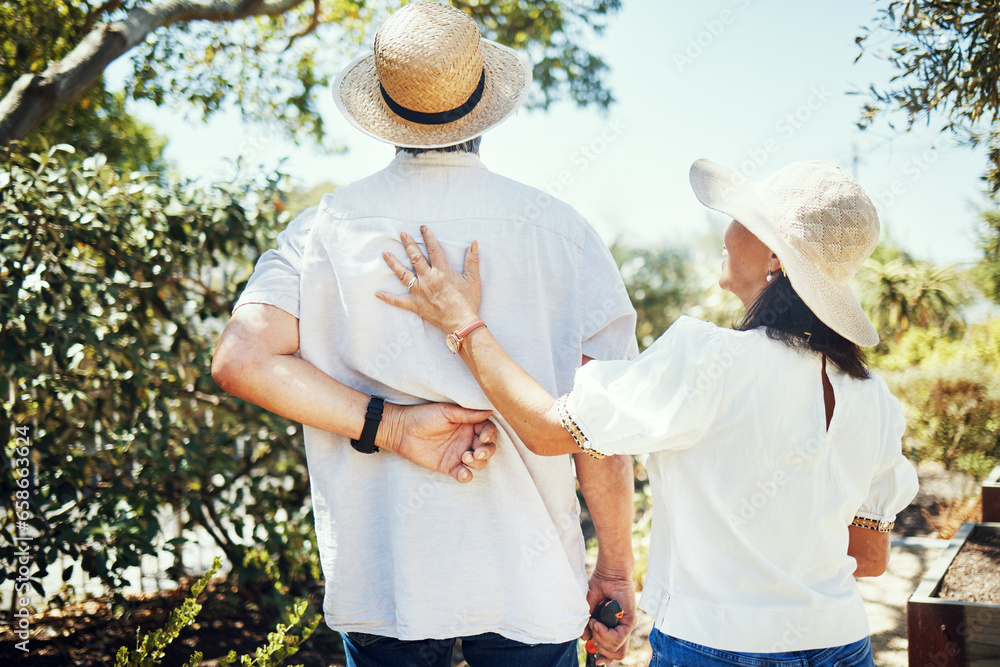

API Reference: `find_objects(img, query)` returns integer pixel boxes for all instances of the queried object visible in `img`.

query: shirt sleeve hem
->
[556,394,606,460]
[233,292,300,319]
[853,510,896,532]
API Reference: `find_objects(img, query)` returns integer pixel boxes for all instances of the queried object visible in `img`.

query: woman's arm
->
[847,525,890,577]
[378,227,578,455]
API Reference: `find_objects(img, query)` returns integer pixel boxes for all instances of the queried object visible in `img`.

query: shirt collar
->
[390,150,487,170]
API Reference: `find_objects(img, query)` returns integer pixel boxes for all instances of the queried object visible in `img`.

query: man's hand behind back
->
[213,303,498,484]
[382,402,498,483]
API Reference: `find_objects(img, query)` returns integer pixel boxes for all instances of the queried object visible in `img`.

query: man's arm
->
[575,358,636,665]
[211,303,496,482]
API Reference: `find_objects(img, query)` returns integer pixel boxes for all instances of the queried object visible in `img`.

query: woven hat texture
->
[690,159,880,347]
[334,2,531,148]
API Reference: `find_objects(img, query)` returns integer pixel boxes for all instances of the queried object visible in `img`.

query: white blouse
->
[559,316,918,652]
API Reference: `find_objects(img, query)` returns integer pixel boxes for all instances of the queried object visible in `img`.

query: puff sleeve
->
[854,379,919,530]
[558,316,729,458]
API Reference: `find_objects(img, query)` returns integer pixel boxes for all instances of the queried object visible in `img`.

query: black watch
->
[351,395,385,454]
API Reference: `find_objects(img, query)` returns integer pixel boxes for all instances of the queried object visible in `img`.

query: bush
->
[877,319,1000,481]
[1,145,318,604]
[114,557,320,667]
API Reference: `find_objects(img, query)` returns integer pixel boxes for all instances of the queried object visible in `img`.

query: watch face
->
[446,334,460,354]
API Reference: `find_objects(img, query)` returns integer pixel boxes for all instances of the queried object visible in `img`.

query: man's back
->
[235,150,636,642]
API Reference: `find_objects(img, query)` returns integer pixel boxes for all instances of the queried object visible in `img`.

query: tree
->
[0,0,167,170]
[611,244,699,351]
[858,257,916,341]
[908,262,969,331]
[856,1,1000,190]
[975,205,1000,302]
[856,2,1000,306]
[857,251,970,344]
[0,0,621,149]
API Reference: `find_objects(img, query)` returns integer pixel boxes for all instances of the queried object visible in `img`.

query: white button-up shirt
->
[562,316,919,652]
[235,151,638,643]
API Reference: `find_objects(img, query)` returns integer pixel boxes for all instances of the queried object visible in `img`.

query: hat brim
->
[334,40,531,148]
[689,159,879,347]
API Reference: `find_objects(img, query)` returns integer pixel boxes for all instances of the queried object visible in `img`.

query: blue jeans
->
[649,628,874,667]
[340,631,578,667]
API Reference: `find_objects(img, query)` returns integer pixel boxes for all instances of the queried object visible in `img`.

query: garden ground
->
[0,462,982,666]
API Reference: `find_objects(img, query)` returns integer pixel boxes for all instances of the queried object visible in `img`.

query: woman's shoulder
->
[635,317,763,376]
[843,367,900,405]
[655,316,766,352]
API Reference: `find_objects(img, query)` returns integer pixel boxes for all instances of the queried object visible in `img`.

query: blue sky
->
[108,0,991,266]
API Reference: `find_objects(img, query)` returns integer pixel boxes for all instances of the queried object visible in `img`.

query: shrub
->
[114,557,320,667]
[875,318,1000,481]
[1,145,318,604]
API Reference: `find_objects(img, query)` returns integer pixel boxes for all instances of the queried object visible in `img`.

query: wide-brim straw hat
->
[689,159,881,347]
[333,2,532,148]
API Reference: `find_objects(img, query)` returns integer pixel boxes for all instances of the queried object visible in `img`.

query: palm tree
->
[857,257,971,343]
[908,263,969,334]
[857,257,916,341]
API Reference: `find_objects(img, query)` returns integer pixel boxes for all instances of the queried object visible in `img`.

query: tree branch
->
[82,0,124,34]
[286,0,321,50]
[0,0,309,145]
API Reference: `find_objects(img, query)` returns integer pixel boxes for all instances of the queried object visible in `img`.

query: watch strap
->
[351,395,384,454]
[448,319,487,353]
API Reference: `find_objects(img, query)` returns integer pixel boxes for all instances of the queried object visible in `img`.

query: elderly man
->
[212,3,638,665]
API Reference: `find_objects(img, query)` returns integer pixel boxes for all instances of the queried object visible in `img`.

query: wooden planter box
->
[907,522,1000,667]
[983,466,1000,523]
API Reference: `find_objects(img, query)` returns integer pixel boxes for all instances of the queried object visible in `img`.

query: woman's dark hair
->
[737,274,870,380]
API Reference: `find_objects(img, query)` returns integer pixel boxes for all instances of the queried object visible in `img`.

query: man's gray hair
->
[398,137,481,156]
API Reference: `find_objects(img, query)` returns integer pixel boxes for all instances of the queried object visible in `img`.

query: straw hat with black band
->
[689,158,881,348]
[334,2,532,148]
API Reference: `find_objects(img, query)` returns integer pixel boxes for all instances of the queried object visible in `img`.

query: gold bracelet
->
[851,516,894,532]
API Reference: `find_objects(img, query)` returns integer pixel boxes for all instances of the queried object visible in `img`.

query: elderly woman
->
[377,159,918,665]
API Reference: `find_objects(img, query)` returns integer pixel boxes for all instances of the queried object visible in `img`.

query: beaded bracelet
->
[851,516,894,532]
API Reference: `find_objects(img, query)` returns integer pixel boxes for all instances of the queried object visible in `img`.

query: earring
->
[765,272,773,283]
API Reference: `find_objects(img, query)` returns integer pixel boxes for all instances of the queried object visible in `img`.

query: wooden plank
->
[966,640,1000,659]
[908,523,1000,667]
[984,486,1000,524]
[984,466,1000,523]
[908,599,965,667]
[913,523,977,599]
